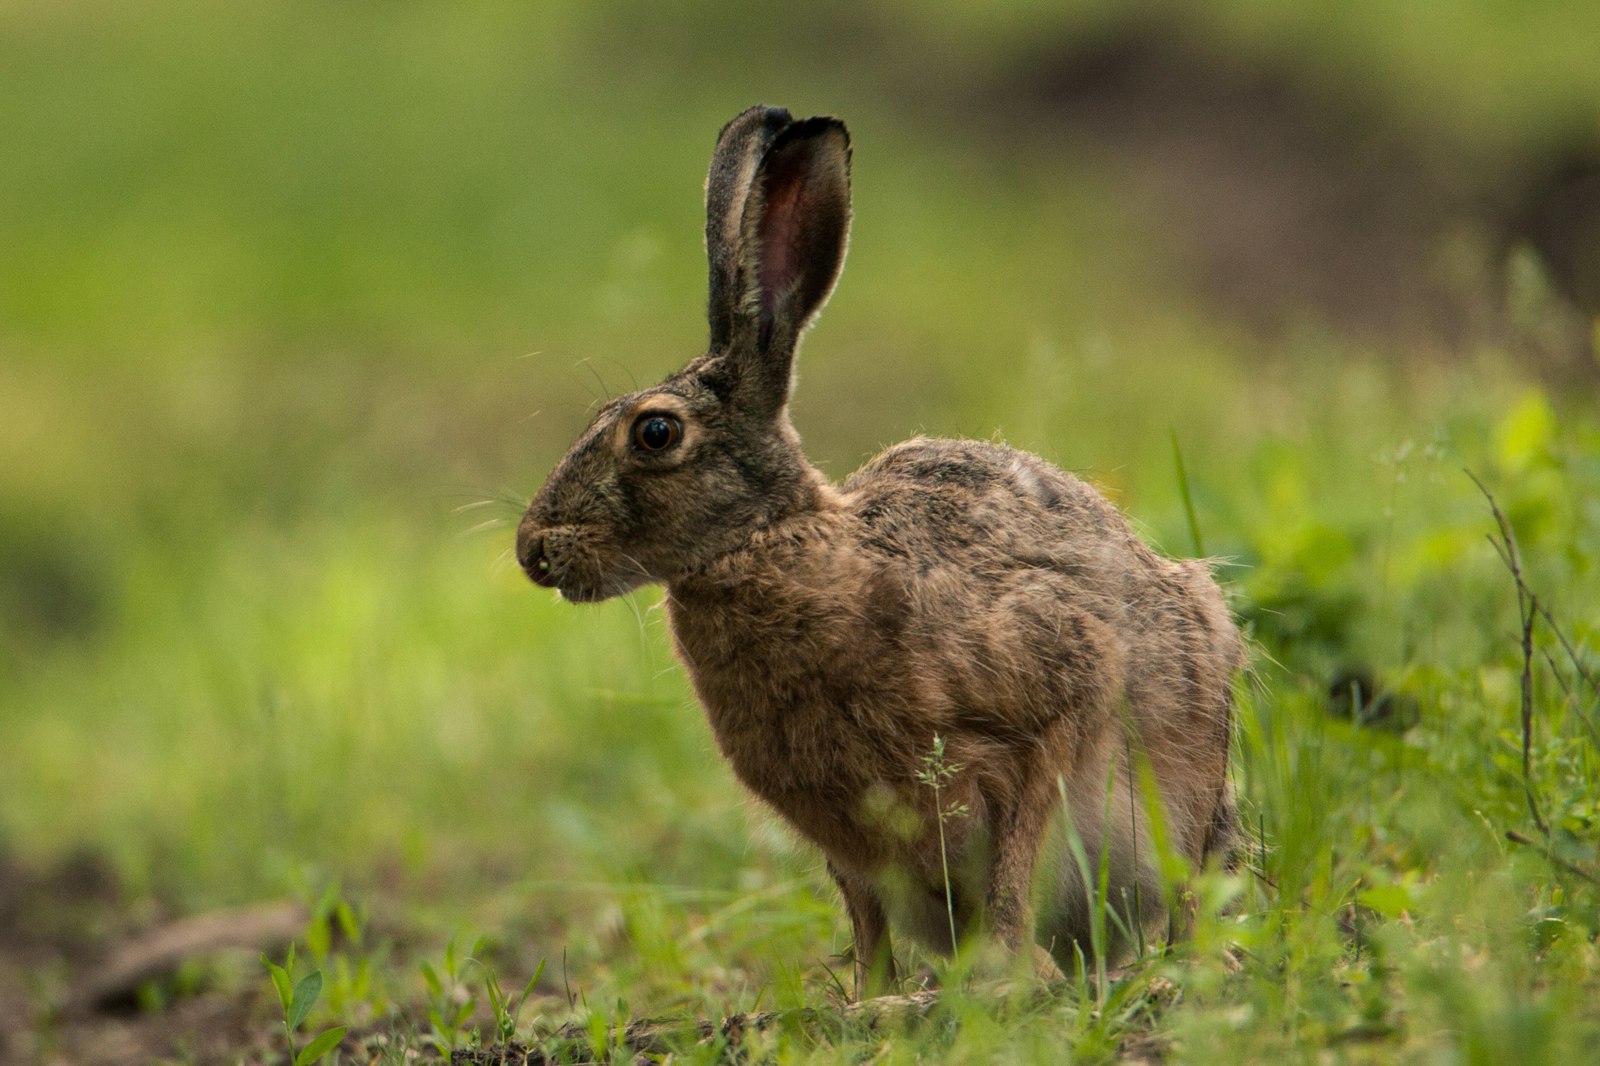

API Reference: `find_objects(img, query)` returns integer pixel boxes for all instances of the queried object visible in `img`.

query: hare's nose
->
[516,524,558,588]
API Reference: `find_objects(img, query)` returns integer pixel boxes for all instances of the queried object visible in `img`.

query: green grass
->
[2,1,1598,1061]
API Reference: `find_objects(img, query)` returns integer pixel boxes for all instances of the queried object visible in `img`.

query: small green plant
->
[262,944,348,1066]
[421,934,482,1052]
[474,956,546,1045]
[302,883,388,1025]
[304,881,364,963]
[916,733,970,956]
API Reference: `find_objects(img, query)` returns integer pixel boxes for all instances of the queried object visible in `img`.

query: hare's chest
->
[664,588,913,856]
[668,601,889,769]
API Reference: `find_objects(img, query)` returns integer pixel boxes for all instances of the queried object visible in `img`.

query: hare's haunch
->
[517,106,1242,997]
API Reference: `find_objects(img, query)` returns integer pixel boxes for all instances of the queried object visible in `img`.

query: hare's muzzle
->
[515,522,559,589]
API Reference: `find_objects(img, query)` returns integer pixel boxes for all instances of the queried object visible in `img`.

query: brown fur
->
[516,106,1243,996]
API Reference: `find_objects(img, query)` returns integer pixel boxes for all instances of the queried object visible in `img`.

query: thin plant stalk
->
[918,734,968,960]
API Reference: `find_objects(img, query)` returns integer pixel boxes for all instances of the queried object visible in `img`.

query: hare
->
[516,105,1243,996]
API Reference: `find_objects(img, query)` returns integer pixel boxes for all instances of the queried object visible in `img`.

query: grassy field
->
[2,1,1598,1062]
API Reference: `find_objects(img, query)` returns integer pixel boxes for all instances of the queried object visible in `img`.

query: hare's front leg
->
[829,861,896,998]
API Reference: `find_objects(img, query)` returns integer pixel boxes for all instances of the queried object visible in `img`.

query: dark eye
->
[632,414,682,452]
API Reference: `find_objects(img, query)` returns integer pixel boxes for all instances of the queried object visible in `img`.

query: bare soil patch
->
[0,850,284,1064]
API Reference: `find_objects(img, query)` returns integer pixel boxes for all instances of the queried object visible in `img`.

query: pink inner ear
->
[757,157,808,320]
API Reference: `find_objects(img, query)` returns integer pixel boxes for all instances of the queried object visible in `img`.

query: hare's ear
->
[704,108,852,416]
[706,105,794,352]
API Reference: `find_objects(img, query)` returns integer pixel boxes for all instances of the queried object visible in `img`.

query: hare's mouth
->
[553,576,606,603]
[557,564,654,603]
[543,574,645,605]
[525,556,607,603]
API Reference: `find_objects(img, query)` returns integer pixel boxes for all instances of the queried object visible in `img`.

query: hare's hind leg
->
[983,768,1061,961]
[829,861,896,998]
[1036,756,1165,971]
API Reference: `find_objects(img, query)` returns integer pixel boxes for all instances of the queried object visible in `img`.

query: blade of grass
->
[1170,429,1206,557]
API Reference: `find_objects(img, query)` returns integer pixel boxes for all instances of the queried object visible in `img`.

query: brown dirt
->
[0,850,282,1065]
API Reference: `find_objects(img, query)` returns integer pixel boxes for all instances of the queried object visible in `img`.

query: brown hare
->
[516,105,1243,996]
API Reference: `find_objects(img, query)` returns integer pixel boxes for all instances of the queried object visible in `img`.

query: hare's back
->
[843,437,1146,573]
[851,432,1235,723]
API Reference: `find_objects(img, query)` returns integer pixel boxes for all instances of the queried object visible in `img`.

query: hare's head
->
[516,106,851,601]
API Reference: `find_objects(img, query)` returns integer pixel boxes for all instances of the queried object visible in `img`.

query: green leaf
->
[288,970,323,1031]
[314,880,341,920]
[420,959,442,997]
[295,1026,347,1066]
[481,967,506,1017]
[335,900,362,947]
[1533,916,1567,951]
[305,913,331,960]
[521,959,546,1002]
[444,936,460,973]
[262,954,293,1013]
[1495,391,1557,474]
[1358,882,1415,919]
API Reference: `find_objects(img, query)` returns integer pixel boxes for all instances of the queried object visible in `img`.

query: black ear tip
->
[717,107,851,150]
[773,115,851,153]
[718,105,794,144]
[751,104,794,125]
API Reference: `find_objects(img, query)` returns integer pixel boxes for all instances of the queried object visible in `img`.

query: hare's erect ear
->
[704,106,852,415]
[745,118,853,347]
[706,105,794,352]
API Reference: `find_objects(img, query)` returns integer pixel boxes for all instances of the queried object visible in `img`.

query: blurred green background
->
[2,0,1598,1057]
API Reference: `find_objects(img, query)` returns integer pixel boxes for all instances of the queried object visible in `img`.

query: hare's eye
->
[632,414,682,452]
